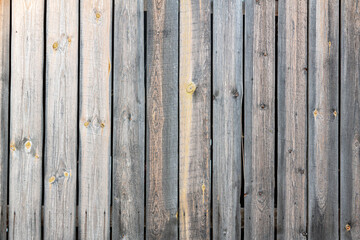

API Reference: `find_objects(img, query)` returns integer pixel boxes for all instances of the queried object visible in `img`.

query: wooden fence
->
[0,0,358,239]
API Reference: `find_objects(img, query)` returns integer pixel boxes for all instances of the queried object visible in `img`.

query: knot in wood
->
[52,42,59,50]
[10,143,16,152]
[186,82,196,94]
[346,224,351,231]
[313,109,318,118]
[231,89,239,98]
[49,176,56,184]
[25,140,32,150]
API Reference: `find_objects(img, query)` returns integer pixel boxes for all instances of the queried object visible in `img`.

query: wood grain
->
[112,0,144,239]
[277,0,308,239]
[146,0,179,239]
[308,0,339,239]
[179,0,211,239]
[340,0,360,239]
[212,0,242,239]
[244,0,275,239]
[9,0,45,239]
[44,0,78,238]
[0,0,9,238]
[79,0,112,239]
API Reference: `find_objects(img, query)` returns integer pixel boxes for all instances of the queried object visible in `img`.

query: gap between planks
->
[144,0,279,15]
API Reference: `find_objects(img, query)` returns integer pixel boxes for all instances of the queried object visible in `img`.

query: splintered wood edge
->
[5,206,275,229]
[144,1,279,15]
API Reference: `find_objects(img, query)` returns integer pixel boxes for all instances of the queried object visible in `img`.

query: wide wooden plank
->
[0,0,9,238]
[308,0,339,239]
[340,0,360,239]
[79,0,112,239]
[244,0,275,239]
[112,0,144,239]
[212,0,242,239]
[146,0,179,239]
[277,0,307,239]
[179,0,211,239]
[44,0,78,238]
[9,0,45,239]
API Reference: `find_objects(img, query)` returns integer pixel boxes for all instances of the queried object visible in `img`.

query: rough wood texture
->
[0,0,9,238]
[244,0,275,239]
[179,0,211,239]
[277,0,307,239]
[44,0,78,238]
[112,0,145,239]
[308,0,339,239]
[9,0,44,239]
[340,0,360,239]
[79,0,112,239]
[212,0,242,239]
[146,0,179,239]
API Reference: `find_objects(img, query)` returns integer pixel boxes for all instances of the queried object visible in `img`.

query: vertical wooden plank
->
[277,0,307,239]
[146,0,178,238]
[9,0,44,239]
[0,0,10,238]
[79,0,112,239]
[112,0,144,239]
[179,0,211,239]
[340,0,360,238]
[308,0,339,239]
[44,0,78,238]
[212,0,242,239]
[244,0,275,239]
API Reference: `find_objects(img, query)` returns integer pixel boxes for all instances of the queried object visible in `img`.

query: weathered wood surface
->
[308,0,339,239]
[146,0,179,239]
[0,0,9,238]
[212,0,242,239]
[9,0,44,239]
[144,1,280,15]
[277,0,307,239]
[244,0,275,239]
[340,0,360,239]
[112,0,145,239]
[179,0,211,239]
[44,0,78,238]
[79,0,112,239]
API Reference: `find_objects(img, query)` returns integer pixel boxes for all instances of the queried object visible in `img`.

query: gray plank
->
[44,0,79,238]
[179,0,212,239]
[79,0,112,239]
[308,0,339,239]
[112,0,145,239]
[277,0,307,239]
[212,0,242,239]
[9,0,45,239]
[0,0,9,238]
[244,0,275,239]
[340,0,360,239]
[146,0,179,238]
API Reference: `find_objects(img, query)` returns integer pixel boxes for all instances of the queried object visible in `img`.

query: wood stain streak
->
[146,0,179,238]
[341,0,360,238]
[112,0,145,239]
[180,0,211,239]
[308,0,339,238]
[9,0,44,238]
[79,0,112,238]
[0,0,9,239]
